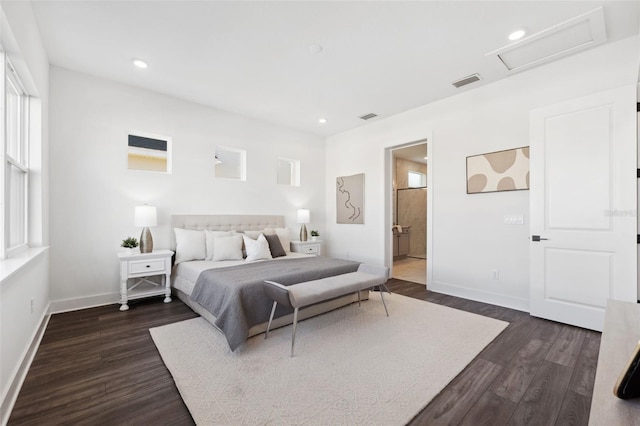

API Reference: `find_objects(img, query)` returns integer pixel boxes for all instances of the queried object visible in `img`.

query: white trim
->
[429,280,530,313]
[49,292,120,314]
[0,246,47,284]
[385,135,433,287]
[0,305,50,426]
[4,56,31,256]
[426,140,434,288]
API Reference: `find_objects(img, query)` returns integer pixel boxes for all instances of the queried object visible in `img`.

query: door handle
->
[531,235,549,242]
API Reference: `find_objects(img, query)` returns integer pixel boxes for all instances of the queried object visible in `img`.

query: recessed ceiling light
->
[132,59,148,69]
[309,44,324,54]
[318,118,327,124]
[508,29,526,41]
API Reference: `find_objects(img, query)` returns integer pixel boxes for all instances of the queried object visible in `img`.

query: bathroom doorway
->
[391,142,427,285]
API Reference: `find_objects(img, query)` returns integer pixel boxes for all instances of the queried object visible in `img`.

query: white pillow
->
[275,227,292,253]
[205,230,234,260]
[174,228,206,264]
[212,234,243,261]
[243,234,273,262]
[243,230,263,240]
[244,229,275,240]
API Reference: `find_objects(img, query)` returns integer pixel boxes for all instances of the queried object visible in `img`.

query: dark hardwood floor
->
[384,279,600,426]
[8,280,599,425]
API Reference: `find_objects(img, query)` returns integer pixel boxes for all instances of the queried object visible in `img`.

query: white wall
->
[1,250,49,420]
[0,1,50,420]
[325,36,640,311]
[49,67,326,307]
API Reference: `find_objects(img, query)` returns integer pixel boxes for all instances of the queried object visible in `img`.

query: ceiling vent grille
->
[486,7,606,72]
[451,74,482,89]
[359,113,378,120]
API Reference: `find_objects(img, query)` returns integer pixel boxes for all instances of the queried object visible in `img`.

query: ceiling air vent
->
[359,113,378,120]
[451,74,482,89]
[486,7,606,72]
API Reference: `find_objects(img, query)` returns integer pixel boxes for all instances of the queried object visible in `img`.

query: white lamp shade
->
[297,209,310,224]
[135,205,157,227]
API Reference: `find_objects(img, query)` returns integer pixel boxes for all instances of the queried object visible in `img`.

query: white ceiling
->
[30,1,639,137]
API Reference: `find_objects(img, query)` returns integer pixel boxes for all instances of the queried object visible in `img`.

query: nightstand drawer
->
[129,259,166,275]
[299,245,319,254]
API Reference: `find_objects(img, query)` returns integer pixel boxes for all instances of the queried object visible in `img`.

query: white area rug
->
[150,294,508,425]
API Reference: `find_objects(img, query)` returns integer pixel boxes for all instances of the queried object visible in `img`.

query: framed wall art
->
[466,146,529,194]
[336,173,364,224]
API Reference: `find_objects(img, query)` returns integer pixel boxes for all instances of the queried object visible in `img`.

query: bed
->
[170,214,366,351]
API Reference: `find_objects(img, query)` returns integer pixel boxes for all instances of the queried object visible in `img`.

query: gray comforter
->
[190,256,361,351]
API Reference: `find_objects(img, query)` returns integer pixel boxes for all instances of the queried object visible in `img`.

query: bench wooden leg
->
[291,307,299,357]
[265,301,277,339]
[358,290,361,306]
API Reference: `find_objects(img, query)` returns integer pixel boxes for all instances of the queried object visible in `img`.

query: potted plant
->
[121,236,139,253]
[310,230,320,241]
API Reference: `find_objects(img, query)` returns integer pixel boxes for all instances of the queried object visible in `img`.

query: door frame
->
[384,137,433,286]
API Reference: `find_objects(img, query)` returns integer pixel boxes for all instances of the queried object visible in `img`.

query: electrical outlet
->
[491,270,499,280]
[30,298,35,314]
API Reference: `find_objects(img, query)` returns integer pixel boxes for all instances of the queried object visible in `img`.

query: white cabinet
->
[393,231,410,258]
[117,249,174,311]
[290,240,323,256]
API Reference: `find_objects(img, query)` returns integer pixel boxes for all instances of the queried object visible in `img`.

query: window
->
[214,146,246,180]
[277,157,300,186]
[4,58,29,257]
[408,171,426,188]
[127,132,172,173]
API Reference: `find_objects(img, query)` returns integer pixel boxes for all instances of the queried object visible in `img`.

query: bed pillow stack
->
[211,233,243,261]
[263,228,292,253]
[204,230,236,260]
[174,228,240,263]
[242,234,273,261]
[264,234,286,258]
[174,228,206,264]
[173,227,293,264]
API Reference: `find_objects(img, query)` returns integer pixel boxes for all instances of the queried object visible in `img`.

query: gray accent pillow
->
[265,233,286,258]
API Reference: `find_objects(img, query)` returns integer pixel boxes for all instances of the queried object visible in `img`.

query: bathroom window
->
[408,171,426,188]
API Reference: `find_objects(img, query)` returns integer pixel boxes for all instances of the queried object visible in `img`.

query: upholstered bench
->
[263,264,390,356]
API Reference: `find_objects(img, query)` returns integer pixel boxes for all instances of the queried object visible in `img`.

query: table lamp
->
[297,209,310,242]
[135,205,157,253]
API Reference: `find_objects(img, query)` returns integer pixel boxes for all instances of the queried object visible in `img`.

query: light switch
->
[504,214,525,225]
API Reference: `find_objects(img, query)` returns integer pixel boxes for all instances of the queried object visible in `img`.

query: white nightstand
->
[117,249,174,311]
[290,240,323,256]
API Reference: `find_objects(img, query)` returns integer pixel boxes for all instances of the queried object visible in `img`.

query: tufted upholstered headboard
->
[170,215,285,250]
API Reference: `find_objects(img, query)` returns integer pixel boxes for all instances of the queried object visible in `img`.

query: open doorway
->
[391,142,427,285]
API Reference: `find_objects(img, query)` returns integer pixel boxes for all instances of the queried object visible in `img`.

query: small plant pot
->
[311,236,318,241]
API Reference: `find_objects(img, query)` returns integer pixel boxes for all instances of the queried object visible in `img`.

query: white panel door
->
[530,86,637,332]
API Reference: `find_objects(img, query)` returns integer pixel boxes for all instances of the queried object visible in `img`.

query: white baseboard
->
[1,305,50,426]
[49,292,119,314]
[429,280,530,313]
